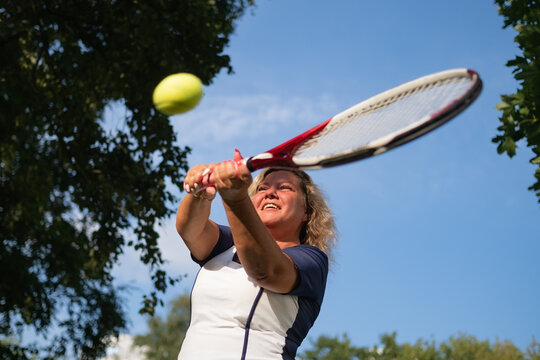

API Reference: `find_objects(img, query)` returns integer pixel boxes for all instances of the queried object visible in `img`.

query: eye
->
[279,184,294,191]
[257,185,269,192]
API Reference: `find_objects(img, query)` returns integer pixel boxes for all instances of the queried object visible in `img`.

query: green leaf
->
[499,137,518,157]
[495,101,512,110]
[496,0,540,202]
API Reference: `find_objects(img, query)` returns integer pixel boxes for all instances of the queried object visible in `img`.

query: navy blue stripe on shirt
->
[241,287,265,360]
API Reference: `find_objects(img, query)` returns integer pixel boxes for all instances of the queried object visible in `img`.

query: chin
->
[260,217,280,228]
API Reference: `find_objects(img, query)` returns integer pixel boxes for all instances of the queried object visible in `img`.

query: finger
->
[197,164,216,186]
[233,148,243,162]
[192,185,216,200]
[213,163,232,187]
[220,158,240,181]
[237,164,252,182]
[230,154,251,183]
[230,159,241,180]
[203,168,213,186]
[210,160,232,184]
[184,165,216,195]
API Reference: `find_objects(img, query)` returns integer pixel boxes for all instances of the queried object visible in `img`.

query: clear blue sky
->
[112,0,540,353]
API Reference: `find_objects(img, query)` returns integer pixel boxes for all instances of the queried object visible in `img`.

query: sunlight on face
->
[252,171,308,239]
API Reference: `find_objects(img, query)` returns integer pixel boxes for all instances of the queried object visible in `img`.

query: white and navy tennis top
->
[178,225,328,360]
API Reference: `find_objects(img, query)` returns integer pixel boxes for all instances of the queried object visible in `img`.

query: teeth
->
[263,203,278,210]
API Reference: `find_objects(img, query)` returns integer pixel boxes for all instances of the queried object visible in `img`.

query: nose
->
[263,187,278,199]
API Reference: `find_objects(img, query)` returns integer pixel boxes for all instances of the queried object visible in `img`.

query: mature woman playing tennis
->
[176,150,336,360]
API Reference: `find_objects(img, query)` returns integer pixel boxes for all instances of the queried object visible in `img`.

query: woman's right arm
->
[176,165,220,261]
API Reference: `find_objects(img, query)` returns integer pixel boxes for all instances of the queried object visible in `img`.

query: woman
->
[176,150,336,359]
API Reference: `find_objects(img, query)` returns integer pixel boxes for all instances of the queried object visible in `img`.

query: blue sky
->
[112,0,540,353]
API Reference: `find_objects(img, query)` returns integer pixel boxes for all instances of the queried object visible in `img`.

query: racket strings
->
[294,75,473,160]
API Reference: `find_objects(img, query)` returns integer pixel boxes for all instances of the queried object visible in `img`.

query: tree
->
[299,332,539,360]
[0,0,254,358]
[132,293,190,360]
[493,0,540,202]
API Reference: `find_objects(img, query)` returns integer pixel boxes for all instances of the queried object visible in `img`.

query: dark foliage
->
[0,0,253,358]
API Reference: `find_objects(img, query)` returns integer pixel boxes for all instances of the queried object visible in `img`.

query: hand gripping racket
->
[239,68,482,171]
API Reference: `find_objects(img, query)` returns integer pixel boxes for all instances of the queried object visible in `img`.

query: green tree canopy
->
[299,332,540,360]
[0,0,253,358]
[126,296,540,360]
[132,293,190,360]
[493,0,540,202]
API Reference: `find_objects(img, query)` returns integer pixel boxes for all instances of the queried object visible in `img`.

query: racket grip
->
[205,158,249,185]
[245,157,255,172]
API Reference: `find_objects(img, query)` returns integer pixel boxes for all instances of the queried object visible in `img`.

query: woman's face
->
[252,171,308,235]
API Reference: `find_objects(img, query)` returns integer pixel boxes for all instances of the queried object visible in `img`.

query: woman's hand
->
[183,164,216,201]
[211,149,252,204]
[183,150,252,203]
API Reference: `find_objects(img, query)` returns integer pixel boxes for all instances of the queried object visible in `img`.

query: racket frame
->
[246,68,482,171]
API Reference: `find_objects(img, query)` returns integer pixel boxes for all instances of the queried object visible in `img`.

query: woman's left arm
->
[211,153,298,294]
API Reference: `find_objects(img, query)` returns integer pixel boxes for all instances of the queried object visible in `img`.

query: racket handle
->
[205,158,249,185]
[245,157,255,172]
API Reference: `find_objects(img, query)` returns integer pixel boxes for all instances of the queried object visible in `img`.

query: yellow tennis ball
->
[152,73,203,115]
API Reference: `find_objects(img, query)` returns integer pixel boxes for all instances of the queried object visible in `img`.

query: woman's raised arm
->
[176,165,219,261]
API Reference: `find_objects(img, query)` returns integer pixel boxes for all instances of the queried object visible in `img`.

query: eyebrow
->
[259,179,300,189]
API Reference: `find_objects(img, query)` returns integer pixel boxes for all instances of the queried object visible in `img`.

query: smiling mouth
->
[262,203,280,210]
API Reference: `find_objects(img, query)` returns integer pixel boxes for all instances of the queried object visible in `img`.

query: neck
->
[267,226,302,249]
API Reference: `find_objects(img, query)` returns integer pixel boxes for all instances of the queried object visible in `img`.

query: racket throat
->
[247,118,332,171]
[247,152,295,171]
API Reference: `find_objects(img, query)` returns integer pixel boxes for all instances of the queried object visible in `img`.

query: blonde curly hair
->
[248,168,337,258]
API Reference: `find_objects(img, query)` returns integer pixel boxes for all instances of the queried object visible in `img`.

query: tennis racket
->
[238,68,482,171]
[192,67,482,194]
